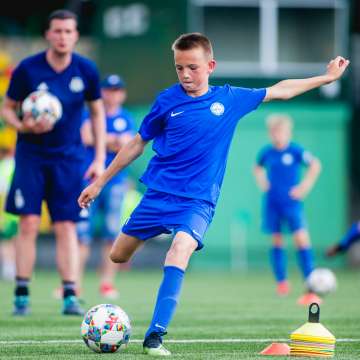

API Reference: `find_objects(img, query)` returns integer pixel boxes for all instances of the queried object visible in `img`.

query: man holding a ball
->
[0,9,105,316]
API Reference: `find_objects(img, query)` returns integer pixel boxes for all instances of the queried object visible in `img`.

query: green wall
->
[127,101,351,270]
[94,0,186,104]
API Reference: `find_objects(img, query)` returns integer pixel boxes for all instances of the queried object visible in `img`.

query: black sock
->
[63,280,76,299]
[15,276,30,296]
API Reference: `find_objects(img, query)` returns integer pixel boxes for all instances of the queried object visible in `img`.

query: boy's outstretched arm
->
[78,133,147,208]
[290,158,322,200]
[264,56,350,102]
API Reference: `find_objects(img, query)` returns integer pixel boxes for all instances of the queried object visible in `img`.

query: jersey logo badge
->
[170,111,184,117]
[69,77,85,92]
[282,153,294,165]
[210,102,225,116]
[37,82,49,91]
[114,117,127,131]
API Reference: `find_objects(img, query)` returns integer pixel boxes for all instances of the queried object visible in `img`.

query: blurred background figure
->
[1,9,106,316]
[253,114,322,305]
[77,74,135,299]
[0,125,17,281]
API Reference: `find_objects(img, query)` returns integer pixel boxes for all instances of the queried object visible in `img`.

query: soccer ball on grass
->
[81,303,131,353]
[306,268,337,296]
[21,90,62,125]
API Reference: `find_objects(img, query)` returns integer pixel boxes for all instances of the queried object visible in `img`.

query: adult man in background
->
[1,9,105,315]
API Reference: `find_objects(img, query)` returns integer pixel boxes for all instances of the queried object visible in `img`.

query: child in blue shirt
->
[254,114,321,305]
[79,33,349,356]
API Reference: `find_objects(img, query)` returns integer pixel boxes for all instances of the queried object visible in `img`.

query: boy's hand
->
[78,182,103,208]
[289,183,309,200]
[325,56,350,83]
[260,181,270,192]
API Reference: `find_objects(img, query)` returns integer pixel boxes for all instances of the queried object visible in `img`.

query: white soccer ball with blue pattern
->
[81,303,131,353]
[21,90,62,125]
[306,268,337,296]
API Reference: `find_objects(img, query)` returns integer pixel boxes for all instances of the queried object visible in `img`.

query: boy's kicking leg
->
[143,231,197,356]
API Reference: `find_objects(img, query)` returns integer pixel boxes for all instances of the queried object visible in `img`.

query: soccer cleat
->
[325,244,341,257]
[53,286,82,300]
[276,280,290,296]
[62,295,85,316]
[143,332,171,356]
[297,292,322,306]
[13,295,30,316]
[100,283,119,299]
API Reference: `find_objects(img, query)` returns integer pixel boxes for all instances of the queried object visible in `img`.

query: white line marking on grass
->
[0,338,359,345]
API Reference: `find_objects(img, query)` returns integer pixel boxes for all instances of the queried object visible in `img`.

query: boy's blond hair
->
[172,33,213,59]
[266,114,293,130]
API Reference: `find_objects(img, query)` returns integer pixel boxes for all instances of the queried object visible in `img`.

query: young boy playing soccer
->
[78,33,349,356]
[253,114,322,305]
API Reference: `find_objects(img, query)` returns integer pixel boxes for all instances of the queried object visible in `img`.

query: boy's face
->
[269,124,292,147]
[174,47,216,96]
[46,19,79,55]
[101,88,127,108]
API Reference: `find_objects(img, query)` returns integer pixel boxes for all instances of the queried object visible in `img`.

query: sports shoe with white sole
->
[62,295,85,316]
[143,331,171,356]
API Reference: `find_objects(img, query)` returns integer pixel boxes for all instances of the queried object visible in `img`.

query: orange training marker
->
[260,342,290,356]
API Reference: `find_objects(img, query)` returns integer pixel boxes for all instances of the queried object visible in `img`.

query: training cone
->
[260,342,290,356]
[290,303,336,357]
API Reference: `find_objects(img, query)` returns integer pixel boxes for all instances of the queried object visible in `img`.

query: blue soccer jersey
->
[7,51,101,157]
[256,142,313,204]
[138,84,266,205]
[82,107,135,184]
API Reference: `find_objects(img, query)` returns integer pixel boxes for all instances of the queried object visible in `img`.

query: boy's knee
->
[109,249,130,263]
[272,234,283,247]
[294,229,310,248]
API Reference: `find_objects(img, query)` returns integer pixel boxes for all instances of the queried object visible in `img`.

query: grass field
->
[1,268,359,359]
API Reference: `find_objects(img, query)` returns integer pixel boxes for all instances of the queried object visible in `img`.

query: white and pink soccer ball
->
[22,90,62,126]
[306,268,337,296]
[81,303,131,353]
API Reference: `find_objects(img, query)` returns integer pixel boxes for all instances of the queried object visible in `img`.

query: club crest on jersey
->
[114,117,127,131]
[69,77,84,92]
[210,102,225,116]
[282,153,294,165]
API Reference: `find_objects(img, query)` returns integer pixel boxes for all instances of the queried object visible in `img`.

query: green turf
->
[1,269,359,359]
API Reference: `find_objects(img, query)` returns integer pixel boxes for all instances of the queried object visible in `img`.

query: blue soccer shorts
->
[262,197,306,234]
[77,182,126,245]
[6,151,86,222]
[121,189,215,250]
